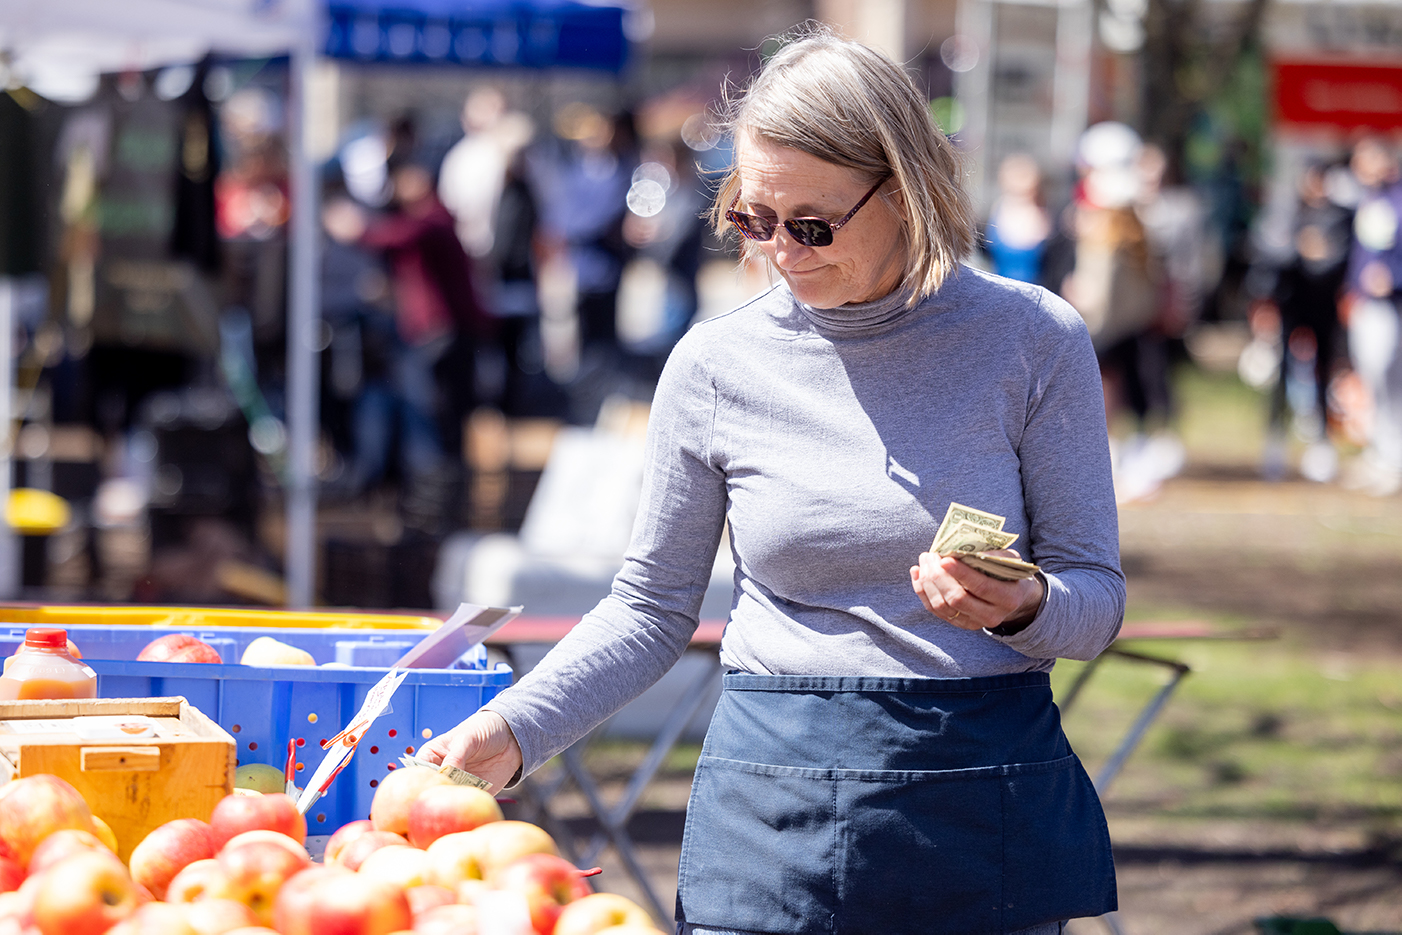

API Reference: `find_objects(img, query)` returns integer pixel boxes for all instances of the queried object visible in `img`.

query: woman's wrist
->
[987,571,1047,636]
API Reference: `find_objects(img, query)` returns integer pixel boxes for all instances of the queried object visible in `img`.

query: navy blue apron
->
[675,672,1116,935]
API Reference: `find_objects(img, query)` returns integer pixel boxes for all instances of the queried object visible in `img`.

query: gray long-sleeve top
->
[485,267,1125,777]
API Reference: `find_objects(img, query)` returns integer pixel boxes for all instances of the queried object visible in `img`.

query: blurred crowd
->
[310,88,723,520]
[979,125,1402,502]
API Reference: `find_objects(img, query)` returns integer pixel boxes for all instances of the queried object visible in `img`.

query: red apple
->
[552,893,654,935]
[0,775,96,867]
[403,884,454,920]
[165,859,229,904]
[218,831,308,863]
[357,845,433,890]
[208,794,305,849]
[412,903,479,935]
[273,867,409,935]
[406,785,502,849]
[269,865,348,935]
[209,840,310,926]
[129,819,216,900]
[183,899,259,935]
[369,769,455,838]
[28,828,109,874]
[323,820,375,865]
[31,851,139,935]
[0,856,22,896]
[424,822,556,890]
[105,901,198,935]
[333,831,407,872]
[490,854,593,935]
[136,635,222,664]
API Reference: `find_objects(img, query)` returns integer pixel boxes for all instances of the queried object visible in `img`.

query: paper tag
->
[295,667,409,814]
[392,603,521,670]
[0,716,159,740]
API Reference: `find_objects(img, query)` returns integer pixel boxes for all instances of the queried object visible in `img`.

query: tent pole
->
[285,37,322,608]
[0,277,14,599]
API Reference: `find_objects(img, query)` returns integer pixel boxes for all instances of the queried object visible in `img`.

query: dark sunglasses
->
[726,176,889,247]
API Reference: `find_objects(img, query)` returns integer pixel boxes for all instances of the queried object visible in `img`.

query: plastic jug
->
[0,628,98,700]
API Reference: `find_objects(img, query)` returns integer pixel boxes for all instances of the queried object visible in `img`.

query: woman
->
[423,28,1123,935]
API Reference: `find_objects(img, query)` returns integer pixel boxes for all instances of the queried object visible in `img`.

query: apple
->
[218,831,308,862]
[357,845,433,890]
[333,831,407,872]
[403,885,454,920]
[31,851,139,935]
[209,794,306,849]
[0,775,96,867]
[323,820,375,865]
[490,854,593,935]
[406,785,502,849]
[424,821,556,890]
[411,904,480,935]
[137,635,222,664]
[129,819,216,900]
[27,828,110,874]
[238,638,314,667]
[272,867,409,935]
[210,840,310,926]
[183,898,259,935]
[105,901,198,935]
[165,859,229,904]
[0,856,21,896]
[269,865,349,935]
[232,766,285,795]
[87,816,118,854]
[551,894,654,935]
[369,769,455,838]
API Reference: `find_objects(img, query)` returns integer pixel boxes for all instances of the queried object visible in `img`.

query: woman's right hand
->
[417,710,523,794]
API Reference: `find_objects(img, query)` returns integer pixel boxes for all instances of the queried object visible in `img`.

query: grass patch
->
[1053,639,1402,825]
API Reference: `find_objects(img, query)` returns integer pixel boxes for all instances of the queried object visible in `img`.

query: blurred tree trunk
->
[1140,0,1272,174]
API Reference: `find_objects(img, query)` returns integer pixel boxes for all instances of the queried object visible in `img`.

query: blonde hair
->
[709,25,976,303]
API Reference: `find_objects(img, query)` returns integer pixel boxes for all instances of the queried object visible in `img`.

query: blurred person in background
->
[621,134,710,375]
[324,152,487,525]
[1341,137,1402,497]
[1251,162,1353,483]
[547,108,640,421]
[983,153,1052,285]
[1059,131,1166,501]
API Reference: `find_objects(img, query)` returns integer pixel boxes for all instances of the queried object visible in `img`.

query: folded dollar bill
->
[930,502,1041,581]
[399,755,493,790]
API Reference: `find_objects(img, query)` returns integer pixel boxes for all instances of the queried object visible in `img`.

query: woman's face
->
[735,134,908,309]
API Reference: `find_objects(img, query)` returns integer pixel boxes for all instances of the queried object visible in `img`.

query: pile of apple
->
[0,768,666,935]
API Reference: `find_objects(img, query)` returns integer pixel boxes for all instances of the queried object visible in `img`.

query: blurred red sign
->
[1274,61,1402,130]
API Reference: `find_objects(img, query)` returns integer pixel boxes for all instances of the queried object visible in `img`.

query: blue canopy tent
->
[1,0,637,605]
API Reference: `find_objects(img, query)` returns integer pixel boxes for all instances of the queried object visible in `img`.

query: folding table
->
[485,615,726,922]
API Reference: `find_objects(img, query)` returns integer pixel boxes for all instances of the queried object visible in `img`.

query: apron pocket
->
[679,756,840,934]
[833,764,1006,934]
[1000,755,1117,931]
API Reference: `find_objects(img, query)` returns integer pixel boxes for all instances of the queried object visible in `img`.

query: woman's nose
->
[769,227,813,268]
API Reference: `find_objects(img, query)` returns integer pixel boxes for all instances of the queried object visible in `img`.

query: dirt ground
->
[512,467,1402,935]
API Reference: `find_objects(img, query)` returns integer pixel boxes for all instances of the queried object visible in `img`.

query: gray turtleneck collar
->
[793,283,921,336]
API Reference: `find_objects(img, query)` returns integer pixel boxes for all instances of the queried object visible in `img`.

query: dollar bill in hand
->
[398,755,493,790]
[930,502,1041,581]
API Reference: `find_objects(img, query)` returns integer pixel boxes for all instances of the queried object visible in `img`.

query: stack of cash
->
[931,503,1041,582]
[399,755,493,790]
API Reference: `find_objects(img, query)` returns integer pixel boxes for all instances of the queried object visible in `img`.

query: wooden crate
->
[0,697,235,862]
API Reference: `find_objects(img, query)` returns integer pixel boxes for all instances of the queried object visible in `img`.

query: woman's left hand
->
[909,550,1044,631]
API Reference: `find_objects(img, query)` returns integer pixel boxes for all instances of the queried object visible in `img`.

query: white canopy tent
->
[3,0,634,606]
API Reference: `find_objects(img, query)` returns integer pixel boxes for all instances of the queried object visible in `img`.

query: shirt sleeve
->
[988,290,1126,660]
[482,335,729,778]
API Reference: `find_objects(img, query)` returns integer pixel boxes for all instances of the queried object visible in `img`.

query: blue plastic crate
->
[0,624,512,835]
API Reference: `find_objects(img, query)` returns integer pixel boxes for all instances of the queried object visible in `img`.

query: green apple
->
[234,764,287,794]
